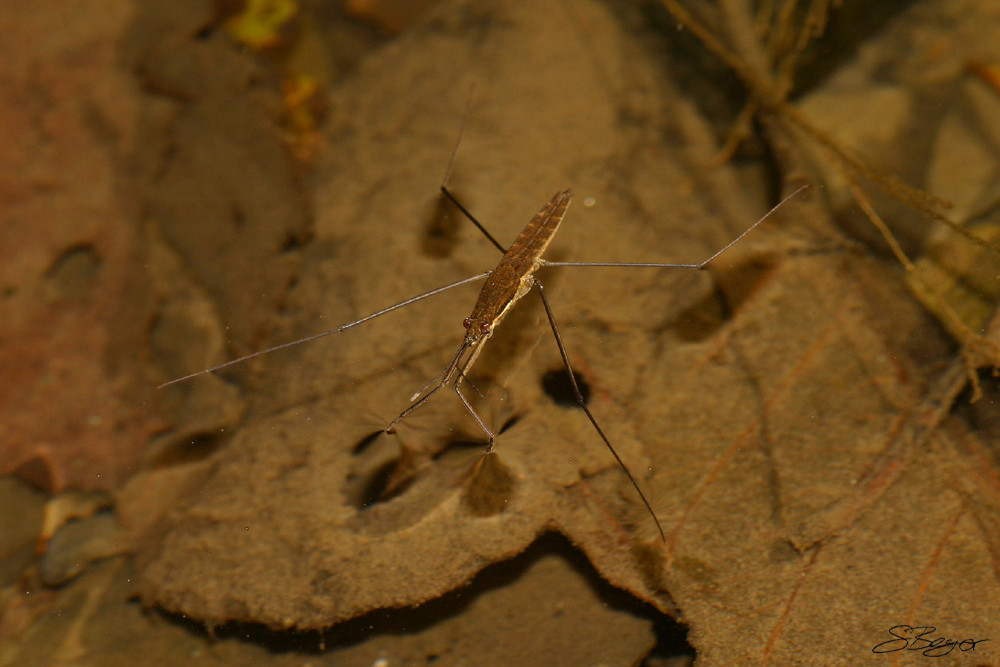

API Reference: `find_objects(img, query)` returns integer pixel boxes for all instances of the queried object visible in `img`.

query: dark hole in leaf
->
[541,368,590,408]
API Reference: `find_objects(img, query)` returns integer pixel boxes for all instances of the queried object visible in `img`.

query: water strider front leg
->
[453,379,496,450]
[384,333,498,448]
[384,342,468,436]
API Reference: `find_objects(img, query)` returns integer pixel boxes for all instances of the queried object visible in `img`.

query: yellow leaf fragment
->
[225,0,298,50]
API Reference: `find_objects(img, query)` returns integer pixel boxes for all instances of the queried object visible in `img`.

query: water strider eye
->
[463,318,472,329]
[479,322,491,334]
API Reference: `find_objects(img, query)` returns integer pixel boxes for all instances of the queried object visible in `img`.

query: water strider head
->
[462,316,493,345]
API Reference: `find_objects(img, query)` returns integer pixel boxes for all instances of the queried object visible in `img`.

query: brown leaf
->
[131,0,1000,663]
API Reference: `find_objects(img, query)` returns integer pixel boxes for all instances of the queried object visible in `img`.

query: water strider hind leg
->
[534,280,667,543]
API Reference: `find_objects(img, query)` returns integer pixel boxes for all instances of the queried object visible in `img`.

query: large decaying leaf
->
[131,0,1000,663]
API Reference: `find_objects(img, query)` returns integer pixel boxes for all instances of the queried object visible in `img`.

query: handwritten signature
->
[873,625,989,657]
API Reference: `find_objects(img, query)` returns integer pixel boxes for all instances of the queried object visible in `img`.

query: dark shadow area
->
[350,430,385,456]
[952,368,1000,465]
[152,531,689,660]
[43,243,101,301]
[462,451,515,517]
[646,614,696,665]
[145,430,233,468]
[421,187,468,259]
[344,430,410,509]
[671,287,727,344]
[353,459,400,509]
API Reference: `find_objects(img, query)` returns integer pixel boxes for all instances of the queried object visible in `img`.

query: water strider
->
[160,114,807,544]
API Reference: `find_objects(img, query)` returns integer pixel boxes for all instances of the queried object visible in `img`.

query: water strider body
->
[385,189,572,449]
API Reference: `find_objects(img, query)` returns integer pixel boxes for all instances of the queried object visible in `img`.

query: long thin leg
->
[534,280,667,543]
[439,91,507,255]
[385,342,497,446]
[539,183,809,270]
[441,187,506,254]
[385,342,469,434]
[159,271,491,388]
